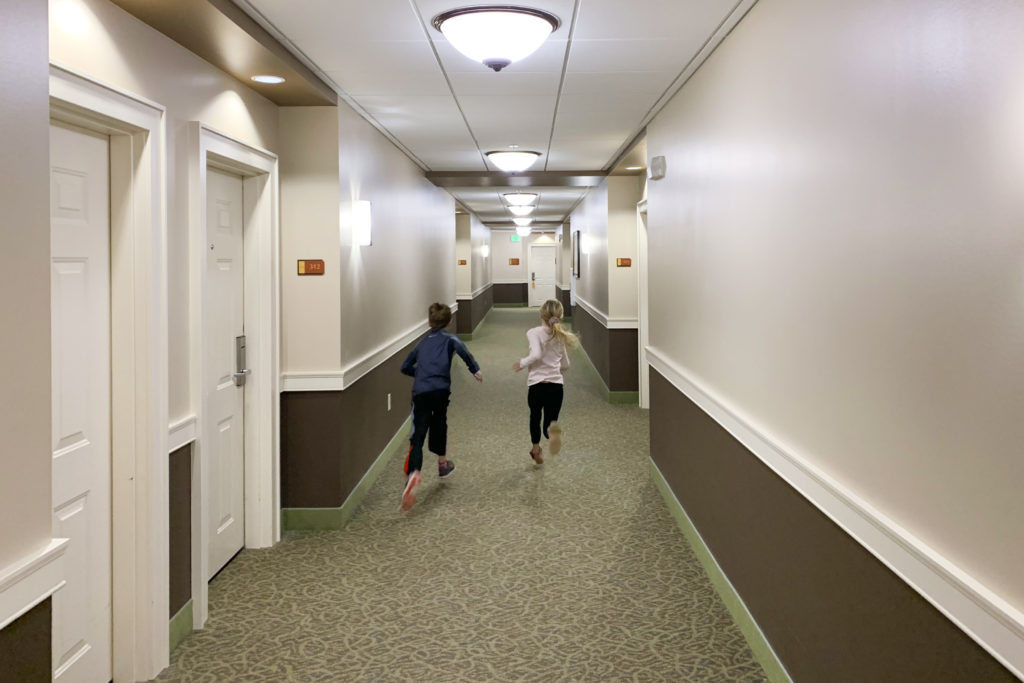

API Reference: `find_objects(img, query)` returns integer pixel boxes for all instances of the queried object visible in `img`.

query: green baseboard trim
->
[608,390,639,404]
[169,600,193,653]
[650,459,792,683]
[282,415,412,531]
[494,302,528,308]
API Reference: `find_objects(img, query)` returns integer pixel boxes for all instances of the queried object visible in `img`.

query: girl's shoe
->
[530,445,544,465]
[548,422,562,455]
[438,460,455,478]
[401,471,422,511]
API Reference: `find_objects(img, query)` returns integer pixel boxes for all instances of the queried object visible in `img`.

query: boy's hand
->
[474,371,483,382]
[512,361,522,372]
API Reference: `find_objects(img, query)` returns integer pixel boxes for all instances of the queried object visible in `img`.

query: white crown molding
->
[0,538,69,630]
[282,303,458,392]
[573,296,639,330]
[168,416,197,453]
[646,346,1024,679]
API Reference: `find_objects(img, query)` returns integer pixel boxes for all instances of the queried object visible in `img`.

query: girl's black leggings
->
[528,382,563,445]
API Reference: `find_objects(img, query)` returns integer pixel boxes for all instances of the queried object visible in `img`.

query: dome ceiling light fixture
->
[432,6,561,72]
[516,226,532,236]
[504,192,538,206]
[507,205,535,217]
[513,217,532,227]
[486,145,541,172]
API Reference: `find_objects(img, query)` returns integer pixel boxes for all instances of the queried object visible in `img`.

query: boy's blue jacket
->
[401,328,479,395]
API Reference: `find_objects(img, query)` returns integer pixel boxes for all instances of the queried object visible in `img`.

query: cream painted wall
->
[557,223,571,288]
[0,0,53,569]
[456,213,472,297]
[470,213,491,294]
[607,176,643,320]
[280,108,342,373]
[491,230,527,282]
[50,0,280,422]
[337,102,455,368]
[647,0,1024,611]
[570,182,609,314]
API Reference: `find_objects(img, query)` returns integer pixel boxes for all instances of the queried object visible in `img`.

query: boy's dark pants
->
[407,389,450,474]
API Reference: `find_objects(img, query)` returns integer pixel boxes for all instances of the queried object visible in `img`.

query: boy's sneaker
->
[401,471,422,511]
[548,422,562,455]
[438,460,455,478]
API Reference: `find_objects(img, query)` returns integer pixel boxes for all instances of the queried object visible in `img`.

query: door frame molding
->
[636,198,649,409]
[188,122,280,629]
[528,241,557,307]
[49,63,169,682]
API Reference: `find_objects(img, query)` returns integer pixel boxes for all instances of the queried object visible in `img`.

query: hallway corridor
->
[155,308,766,682]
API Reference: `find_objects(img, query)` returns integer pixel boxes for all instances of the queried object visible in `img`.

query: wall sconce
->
[354,200,372,246]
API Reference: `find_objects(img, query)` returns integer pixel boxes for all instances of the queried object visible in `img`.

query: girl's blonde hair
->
[540,299,579,348]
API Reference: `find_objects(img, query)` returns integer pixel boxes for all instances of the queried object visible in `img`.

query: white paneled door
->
[530,243,557,306]
[206,167,246,579]
[50,122,112,683]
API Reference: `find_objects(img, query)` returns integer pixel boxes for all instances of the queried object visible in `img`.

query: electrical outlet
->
[387,393,391,412]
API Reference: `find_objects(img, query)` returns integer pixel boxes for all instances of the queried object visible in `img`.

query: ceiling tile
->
[448,71,561,97]
[561,71,673,98]
[573,0,735,41]
[250,0,426,42]
[567,39,699,73]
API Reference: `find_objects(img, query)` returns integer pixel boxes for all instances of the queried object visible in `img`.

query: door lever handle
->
[233,369,251,386]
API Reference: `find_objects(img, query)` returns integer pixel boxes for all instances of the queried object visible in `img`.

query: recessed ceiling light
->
[513,217,532,227]
[508,205,535,217]
[251,75,285,84]
[432,6,560,72]
[504,192,538,206]
[486,147,541,172]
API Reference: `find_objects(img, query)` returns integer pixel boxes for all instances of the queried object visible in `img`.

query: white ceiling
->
[237,0,746,223]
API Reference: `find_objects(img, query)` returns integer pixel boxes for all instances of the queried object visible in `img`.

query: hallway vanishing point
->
[155,308,766,682]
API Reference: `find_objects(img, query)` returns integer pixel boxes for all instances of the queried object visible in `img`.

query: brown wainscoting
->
[493,283,528,305]
[169,444,192,617]
[281,339,418,508]
[555,286,572,317]
[0,598,50,682]
[457,285,494,335]
[649,368,1016,683]
[572,303,610,387]
[609,328,639,391]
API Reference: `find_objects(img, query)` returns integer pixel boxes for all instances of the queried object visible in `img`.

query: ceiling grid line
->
[543,0,581,173]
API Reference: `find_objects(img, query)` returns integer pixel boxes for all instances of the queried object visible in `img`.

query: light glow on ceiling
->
[504,192,538,206]
[516,226,532,236]
[513,217,532,227]
[251,75,286,84]
[433,6,560,72]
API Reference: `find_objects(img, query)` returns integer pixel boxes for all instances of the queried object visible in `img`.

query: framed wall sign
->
[572,230,581,279]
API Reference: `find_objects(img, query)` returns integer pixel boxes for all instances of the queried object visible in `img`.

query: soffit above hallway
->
[108,0,337,106]
[232,0,756,223]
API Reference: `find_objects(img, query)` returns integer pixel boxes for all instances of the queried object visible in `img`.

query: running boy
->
[513,299,578,464]
[399,303,482,511]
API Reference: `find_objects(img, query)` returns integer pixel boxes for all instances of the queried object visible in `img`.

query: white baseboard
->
[646,346,1024,680]
[0,538,69,630]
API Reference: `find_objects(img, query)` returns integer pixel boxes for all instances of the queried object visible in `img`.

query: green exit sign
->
[510,234,520,242]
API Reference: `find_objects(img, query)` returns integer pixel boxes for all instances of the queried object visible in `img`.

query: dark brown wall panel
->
[169,444,192,616]
[649,369,1016,683]
[555,286,571,316]
[0,598,50,683]
[493,283,528,304]
[281,391,345,507]
[456,299,473,334]
[471,285,493,329]
[608,328,639,391]
[572,305,610,388]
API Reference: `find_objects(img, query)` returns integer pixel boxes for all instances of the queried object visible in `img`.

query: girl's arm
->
[560,345,570,373]
[514,329,543,371]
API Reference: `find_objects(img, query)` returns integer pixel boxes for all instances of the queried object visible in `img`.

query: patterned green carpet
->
[156,308,766,682]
